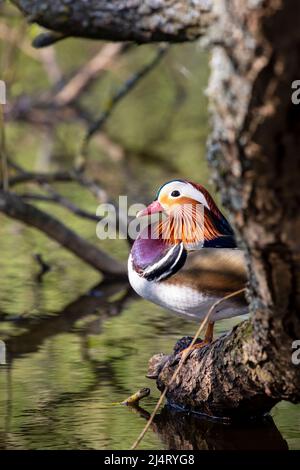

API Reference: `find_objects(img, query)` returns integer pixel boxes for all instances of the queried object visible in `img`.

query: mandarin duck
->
[128,180,248,349]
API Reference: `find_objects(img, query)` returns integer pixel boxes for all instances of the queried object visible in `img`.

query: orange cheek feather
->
[157,196,222,244]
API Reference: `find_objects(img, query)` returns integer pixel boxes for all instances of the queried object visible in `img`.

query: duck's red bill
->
[136,201,164,218]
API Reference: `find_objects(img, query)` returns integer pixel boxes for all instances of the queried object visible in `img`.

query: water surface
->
[0,222,299,450]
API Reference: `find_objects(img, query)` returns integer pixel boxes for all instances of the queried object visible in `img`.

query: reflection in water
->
[128,404,288,450]
[0,279,298,449]
[5,279,133,359]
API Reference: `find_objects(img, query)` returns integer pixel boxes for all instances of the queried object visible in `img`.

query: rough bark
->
[0,190,126,277]
[12,0,213,43]
[11,0,300,417]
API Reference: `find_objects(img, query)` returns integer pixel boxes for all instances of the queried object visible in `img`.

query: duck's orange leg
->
[203,321,214,344]
[178,321,215,358]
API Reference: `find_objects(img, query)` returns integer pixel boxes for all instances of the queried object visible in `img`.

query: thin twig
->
[8,161,107,219]
[130,288,246,450]
[82,45,169,151]
[53,43,126,107]
[7,159,130,242]
[7,158,108,200]
[38,47,63,85]
[8,170,73,187]
[122,388,150,406]
[19,191,101,222]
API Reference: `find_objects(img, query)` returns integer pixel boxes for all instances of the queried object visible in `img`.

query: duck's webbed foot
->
[172,322,214,363]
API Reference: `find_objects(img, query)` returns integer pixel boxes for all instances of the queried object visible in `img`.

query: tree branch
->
[19,191,101,222]
[7,159,131,242]
[12,0,213,44]
[0,190,126,277]
[52,43,126,107]
[9,170,73,186]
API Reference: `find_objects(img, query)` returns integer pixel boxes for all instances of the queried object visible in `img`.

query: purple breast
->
[131,226,169,272]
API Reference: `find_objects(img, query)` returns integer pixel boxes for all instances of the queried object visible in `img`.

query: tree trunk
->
[11,0,300,417]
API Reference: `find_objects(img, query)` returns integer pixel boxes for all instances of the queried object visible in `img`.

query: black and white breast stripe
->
[141,243,187,282]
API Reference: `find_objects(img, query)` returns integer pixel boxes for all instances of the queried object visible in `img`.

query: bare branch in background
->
[19,191,101,223]
[83,45,169,147]
[8,169,73,186]
[53,43,127,107]
[4,41,128,128]
[38,46,62,84]
[8,159,130,242]
[0,190,126,277]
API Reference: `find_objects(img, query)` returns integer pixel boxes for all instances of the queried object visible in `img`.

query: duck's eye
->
[170,190,181,198]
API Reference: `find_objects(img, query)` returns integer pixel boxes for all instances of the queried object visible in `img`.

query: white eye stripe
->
[187,185,210,208]
[159,181,210,209]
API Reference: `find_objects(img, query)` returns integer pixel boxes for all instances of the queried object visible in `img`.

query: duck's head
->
[137,180,236,248]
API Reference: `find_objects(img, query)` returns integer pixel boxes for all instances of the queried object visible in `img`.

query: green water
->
[0,5,299,448]
[0,215,299,450]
